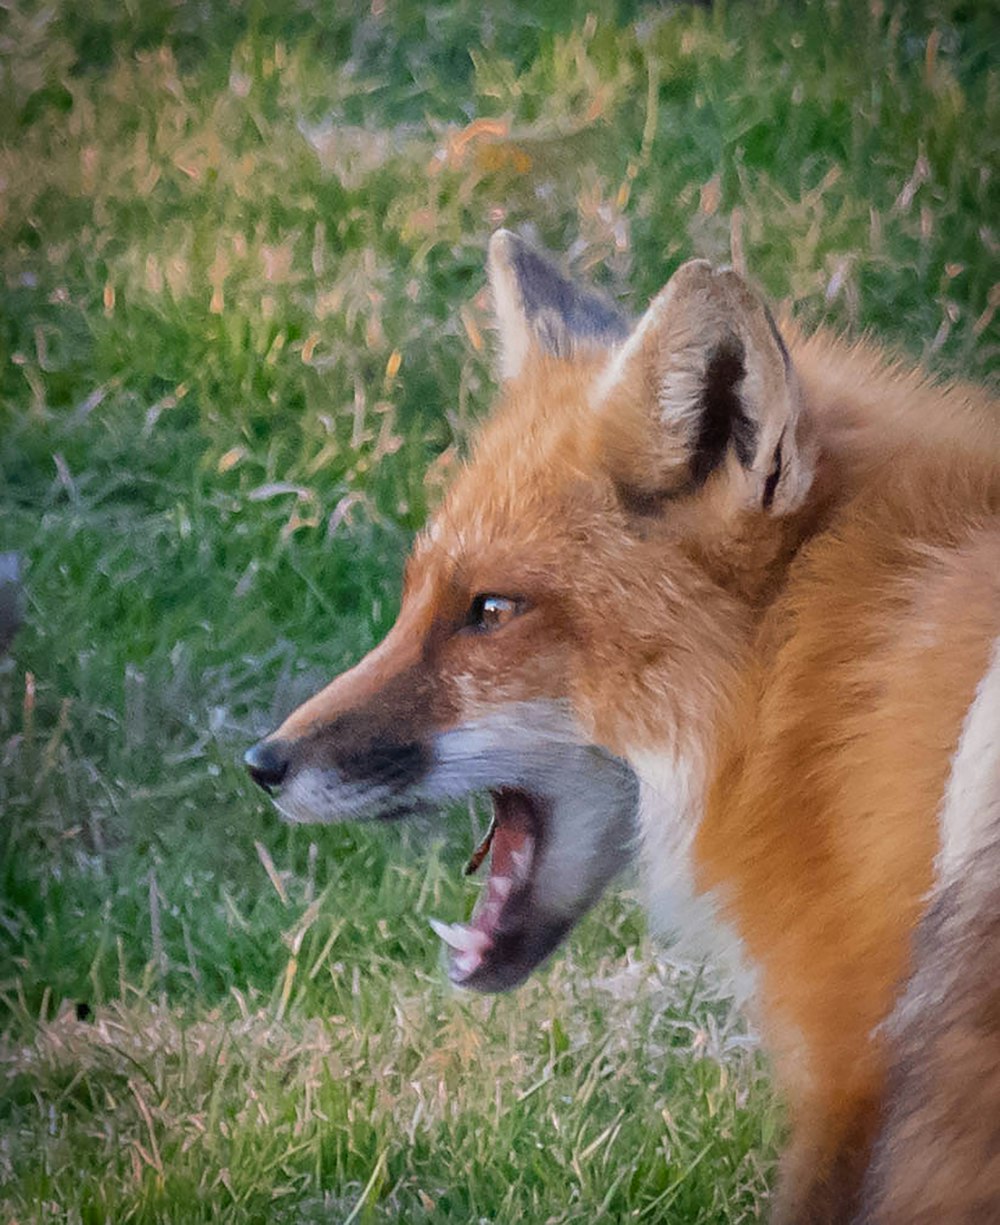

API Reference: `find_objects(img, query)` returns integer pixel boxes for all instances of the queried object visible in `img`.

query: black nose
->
[244,739,290,792]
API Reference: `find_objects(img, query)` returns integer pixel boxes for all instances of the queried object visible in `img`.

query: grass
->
[0,0,997,1219]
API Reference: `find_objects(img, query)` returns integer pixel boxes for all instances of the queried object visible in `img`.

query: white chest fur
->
[628,745,760,1004]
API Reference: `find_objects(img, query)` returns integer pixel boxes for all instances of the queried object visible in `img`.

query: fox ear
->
[594,260,813,517]
[487,230,629,381]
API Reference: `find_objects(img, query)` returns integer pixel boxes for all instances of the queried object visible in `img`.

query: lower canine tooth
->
[429,918,490,954]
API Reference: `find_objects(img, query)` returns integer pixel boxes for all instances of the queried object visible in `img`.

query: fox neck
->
[607,466,844,1001]
[593,636,760,1000]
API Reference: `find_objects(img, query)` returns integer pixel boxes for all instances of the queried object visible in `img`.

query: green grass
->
[1,0,997,1219]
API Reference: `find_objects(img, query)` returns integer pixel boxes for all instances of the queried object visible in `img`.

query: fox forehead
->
[415,355,618,573]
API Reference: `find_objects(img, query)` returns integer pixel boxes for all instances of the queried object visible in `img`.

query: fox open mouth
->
[247,710,639,992]
[428,787,573,992]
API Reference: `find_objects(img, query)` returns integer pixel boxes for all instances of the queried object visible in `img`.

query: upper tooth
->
[428,918,490,954]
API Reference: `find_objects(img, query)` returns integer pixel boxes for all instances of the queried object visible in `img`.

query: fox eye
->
[466,594,521,633]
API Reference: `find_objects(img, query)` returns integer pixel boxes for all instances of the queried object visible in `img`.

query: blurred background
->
[1,1,997,1220]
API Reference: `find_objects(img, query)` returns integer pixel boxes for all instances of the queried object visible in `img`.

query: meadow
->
[1,0,997,1220]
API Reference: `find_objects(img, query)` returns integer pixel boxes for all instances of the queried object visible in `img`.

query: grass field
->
[1,0,997,1220]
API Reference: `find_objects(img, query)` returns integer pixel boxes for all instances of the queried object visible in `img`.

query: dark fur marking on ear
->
[762,435,783,511]
[689,335,756,488]
[509,241,628,355]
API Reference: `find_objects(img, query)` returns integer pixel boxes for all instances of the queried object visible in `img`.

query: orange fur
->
[698,354,1000,1217]
[250,244,1000,1220]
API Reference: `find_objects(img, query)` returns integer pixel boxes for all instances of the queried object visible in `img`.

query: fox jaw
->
[246,231,814,993]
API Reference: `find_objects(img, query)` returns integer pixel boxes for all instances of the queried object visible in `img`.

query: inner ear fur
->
[593,260,812,517]
[488,230,629,381]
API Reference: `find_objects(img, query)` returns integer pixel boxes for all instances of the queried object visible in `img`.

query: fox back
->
[246,234,1000,1222]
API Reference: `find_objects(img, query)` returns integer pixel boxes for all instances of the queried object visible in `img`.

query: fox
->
[245,231,1000,1223]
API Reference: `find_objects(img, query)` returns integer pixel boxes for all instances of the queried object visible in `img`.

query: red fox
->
[245,232,1000,1222]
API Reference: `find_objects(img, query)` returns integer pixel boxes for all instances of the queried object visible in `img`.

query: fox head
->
[245,232,817,991]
